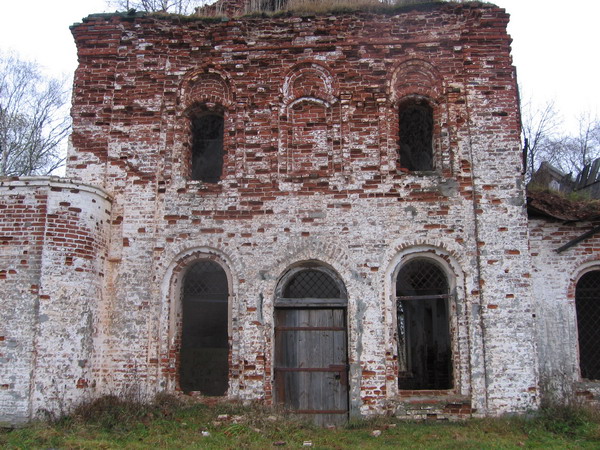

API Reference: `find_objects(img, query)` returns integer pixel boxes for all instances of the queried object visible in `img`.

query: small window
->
[396,259,452,390]
[399,100,433,172]
[190,113,224,182]
[576,270,600,380]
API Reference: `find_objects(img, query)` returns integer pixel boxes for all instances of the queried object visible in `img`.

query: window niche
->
[398,99,434,172]
[189,109,224,183]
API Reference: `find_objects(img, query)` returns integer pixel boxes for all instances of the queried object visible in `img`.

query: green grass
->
[1,396,599,449]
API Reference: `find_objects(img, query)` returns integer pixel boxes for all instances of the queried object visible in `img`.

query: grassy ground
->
[1,395,599,449]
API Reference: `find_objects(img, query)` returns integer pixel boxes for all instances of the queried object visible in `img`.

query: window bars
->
[576,270,600,380]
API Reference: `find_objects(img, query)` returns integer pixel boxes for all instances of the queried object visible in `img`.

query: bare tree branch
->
[0,52,71,176]
[521,97,562,180]
[108,0,210,14]
[552,111,600,176]
[522,89,600,183]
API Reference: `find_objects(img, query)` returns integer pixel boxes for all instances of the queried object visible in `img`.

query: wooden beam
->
[556,224,600,253]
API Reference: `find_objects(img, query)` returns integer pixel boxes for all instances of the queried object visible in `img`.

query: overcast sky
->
[0,0,598,135]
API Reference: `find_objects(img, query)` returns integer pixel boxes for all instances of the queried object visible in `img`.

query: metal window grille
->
[396,259,448,299]
[283,269,342,299]
[576,270,600,380]
[183,260,228,301]
[396,259,452,389]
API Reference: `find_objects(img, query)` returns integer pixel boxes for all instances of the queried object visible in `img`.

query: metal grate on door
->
[283,269,342,299]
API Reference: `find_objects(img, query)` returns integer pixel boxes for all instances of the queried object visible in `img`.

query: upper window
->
[576,270,600,380]
[190,112,224,182]
[398,100,433,172]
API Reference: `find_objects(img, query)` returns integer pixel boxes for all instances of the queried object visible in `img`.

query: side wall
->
[530,217,600,401]
[0,178,111,425]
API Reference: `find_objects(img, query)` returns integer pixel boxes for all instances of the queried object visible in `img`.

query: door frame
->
[273,263,349,424]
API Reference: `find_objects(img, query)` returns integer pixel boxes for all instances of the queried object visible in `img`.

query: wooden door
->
[274,307,348,426]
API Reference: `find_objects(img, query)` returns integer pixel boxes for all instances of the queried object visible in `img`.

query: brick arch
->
[384,244,465,304]
[279,63,341,179]
[159,246,239,393]
[264,239,355,289]
[382,243,469,398]
[389,58,443,106]
[386,60,447,174]
[180,70,234,110]
[257,238,356,327]
[176,70,235,183]
[282,61,338,106]
[569,260,600,299]
[257,239,357,411]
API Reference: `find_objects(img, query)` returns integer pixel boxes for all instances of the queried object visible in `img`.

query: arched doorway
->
[576,270,600,380]
[274,264,349,425]
[396,258,453,390]
[179,260,229,395]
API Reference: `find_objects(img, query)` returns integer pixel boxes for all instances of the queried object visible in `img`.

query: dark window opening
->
[576,270,600,380]
[396,259,452,390]
[180,260,229,395]
[283,269,342,299]
[399,101,434,171]
[191,113,224,182]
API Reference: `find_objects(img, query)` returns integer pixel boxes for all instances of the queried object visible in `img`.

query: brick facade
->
[2,2,588,425]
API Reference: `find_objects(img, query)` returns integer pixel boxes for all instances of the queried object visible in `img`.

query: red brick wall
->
[64,3,538,417]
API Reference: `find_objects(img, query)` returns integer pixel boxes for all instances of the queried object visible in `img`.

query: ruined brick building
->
[2,1,599,426]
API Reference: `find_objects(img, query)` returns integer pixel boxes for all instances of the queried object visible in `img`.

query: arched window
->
[576,270,600,380]
[180,260,229,395]
[396,258,452,389]
[398,99,433,172]
[190,112,224,182]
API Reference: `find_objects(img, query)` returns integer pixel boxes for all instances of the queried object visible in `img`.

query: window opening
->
[399,101,433,171]
[396,259,452,390]
[180,260,229,395]
[191,113,224,182]
[576,270,600,380]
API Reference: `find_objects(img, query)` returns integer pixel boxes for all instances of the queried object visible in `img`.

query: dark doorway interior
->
[180,260,229,395]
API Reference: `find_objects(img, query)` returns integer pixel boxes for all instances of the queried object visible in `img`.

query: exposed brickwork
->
[529,217,600,399]
[0,178,111,426]
[0,2,550,424]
